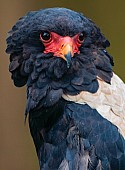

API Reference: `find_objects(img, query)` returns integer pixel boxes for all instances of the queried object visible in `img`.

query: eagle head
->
[6,8,113,111]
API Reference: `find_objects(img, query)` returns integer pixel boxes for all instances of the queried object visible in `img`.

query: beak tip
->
[65,52,72,68]
[67,63,70,68]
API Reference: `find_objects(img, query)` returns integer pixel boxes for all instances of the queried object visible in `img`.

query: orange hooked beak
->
[57,37,74,68]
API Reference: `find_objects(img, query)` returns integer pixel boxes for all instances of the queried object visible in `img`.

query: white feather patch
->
[58,159,69,170]
[62,73,125,138]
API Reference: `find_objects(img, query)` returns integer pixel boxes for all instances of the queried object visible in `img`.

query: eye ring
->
[78,32,85,43]
[40,31,52,43]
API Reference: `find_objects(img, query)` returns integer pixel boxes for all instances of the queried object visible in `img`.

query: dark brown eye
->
[78,32,85,43]
[40,31,51,42]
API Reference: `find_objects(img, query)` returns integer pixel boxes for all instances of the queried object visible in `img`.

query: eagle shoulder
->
[62,73,125,138]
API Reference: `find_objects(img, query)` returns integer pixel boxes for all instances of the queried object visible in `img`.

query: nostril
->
[61,44,64,48]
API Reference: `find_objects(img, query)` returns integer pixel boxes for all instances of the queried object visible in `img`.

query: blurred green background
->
[0,0,125,170]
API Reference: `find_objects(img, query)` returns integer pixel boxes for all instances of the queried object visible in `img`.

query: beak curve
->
[58,38,74,68]
[64,51,72,68]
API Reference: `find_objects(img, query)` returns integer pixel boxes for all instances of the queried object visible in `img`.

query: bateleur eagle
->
[6,8,125,170]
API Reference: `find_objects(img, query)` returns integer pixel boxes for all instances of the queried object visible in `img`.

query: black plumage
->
[6,8,125,170]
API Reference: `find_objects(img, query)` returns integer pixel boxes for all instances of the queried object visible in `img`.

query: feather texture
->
[62,73,125,138]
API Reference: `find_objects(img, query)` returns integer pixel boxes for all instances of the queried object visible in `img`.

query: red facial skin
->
[40,32,84,61]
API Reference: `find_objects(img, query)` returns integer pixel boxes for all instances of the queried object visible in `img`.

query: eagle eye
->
[78,32,85,43]
[40,31,52,43]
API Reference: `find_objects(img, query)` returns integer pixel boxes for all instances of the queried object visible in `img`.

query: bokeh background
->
[0,0,125,170]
